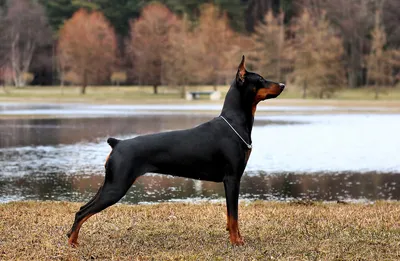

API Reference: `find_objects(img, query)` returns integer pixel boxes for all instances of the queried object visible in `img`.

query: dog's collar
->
[219,115,252,150]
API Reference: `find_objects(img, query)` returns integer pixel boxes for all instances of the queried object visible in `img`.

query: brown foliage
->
[163,17,201,96]
[248,10,286,81]
[58,9,117,94]
[127,3,241,93]
[128,3,179,94]
[289,9,346,99]
[194,4,239,86]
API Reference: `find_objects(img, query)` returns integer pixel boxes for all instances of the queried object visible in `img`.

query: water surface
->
[1,105,400,203]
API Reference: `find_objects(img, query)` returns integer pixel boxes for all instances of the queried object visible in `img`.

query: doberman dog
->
[67,56,285,247]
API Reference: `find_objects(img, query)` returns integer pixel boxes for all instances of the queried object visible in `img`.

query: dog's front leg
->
[223,176,244,246]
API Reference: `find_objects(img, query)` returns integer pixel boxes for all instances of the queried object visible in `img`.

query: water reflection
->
[0,116,293,148]
[1,172,399,203]
[1,113,400,203]
[0,115,211,148]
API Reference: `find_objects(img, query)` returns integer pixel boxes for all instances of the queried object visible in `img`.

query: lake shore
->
[2,85,400,119]
[1,98,400,120]
[1,201,400,260]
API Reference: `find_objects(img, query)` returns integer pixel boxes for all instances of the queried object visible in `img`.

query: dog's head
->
[235,56,285,113]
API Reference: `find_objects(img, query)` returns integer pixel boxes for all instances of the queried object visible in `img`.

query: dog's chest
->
[245,149,252,164]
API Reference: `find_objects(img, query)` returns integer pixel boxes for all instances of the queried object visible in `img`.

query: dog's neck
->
[220,82,254,143]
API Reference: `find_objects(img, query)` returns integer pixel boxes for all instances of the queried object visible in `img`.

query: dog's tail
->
[107,137,120,148]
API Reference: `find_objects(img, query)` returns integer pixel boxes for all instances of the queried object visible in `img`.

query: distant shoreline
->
[1,99,400,120]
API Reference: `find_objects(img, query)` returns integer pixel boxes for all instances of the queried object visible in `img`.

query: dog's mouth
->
[263,83,285,100]
[265,93,280,99]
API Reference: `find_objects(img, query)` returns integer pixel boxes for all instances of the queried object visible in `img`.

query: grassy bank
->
[1,201,400,260]
[1,85,400,104]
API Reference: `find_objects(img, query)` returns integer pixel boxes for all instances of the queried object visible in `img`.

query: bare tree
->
[5,0,51,87]
[383,0,400,49]
[0,4,7,91]
[310,0,374,89]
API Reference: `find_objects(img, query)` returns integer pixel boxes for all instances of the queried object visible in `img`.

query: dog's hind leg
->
[74,151,112,213]
[76,185,103,212]
[67,165,140,247]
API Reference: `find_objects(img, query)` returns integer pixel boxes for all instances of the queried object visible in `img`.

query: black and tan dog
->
[67,56,285,246]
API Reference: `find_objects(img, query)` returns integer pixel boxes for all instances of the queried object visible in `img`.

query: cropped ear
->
[236,55,246,85]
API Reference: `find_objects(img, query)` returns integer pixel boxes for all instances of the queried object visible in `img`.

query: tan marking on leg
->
[228,216,244,246]
[68,214,93,247]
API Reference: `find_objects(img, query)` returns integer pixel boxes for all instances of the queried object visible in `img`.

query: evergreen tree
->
[40,0,77,31]
[91,0,144,36]
[163,0,247,32]
[71,0,99,10]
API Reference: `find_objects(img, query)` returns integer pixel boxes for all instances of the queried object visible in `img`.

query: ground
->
[1,201,400,260]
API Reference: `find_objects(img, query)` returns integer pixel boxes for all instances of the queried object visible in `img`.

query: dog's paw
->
[230,236,244,246]
[68,236,79,248]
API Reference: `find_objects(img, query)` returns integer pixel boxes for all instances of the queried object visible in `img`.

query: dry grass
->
[1,201,400,260]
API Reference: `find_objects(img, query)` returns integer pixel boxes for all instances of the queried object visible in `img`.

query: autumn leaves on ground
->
[1,201,400,260]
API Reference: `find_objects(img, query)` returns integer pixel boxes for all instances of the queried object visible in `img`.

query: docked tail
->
[107,137,120,148]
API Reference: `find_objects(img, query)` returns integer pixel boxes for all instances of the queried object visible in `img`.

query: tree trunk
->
[81,84,87,95]
[213,85,217,91]
[2,84,8,94]
[319,89,324,99]
[153,85,158,94]
[348,41,358,89]
[180,85,186,99]
[60,75,64,88]
[81,71,88,95]
[374,83,379,100]
[302,80,307,99]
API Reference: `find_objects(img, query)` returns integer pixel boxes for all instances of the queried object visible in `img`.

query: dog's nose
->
[279,83,285,90]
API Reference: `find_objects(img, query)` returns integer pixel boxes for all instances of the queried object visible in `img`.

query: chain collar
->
[219,115,252,150]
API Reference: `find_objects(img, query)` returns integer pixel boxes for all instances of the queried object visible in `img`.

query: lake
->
[1,103,399,203]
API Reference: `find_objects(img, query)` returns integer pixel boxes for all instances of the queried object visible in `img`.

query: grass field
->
[1,201,400,260]
[1,85,400,104]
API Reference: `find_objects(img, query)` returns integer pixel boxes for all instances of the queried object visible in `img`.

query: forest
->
[0,0,399,98]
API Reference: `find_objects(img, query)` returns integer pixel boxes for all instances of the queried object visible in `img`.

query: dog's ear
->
[236,55,246,85]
